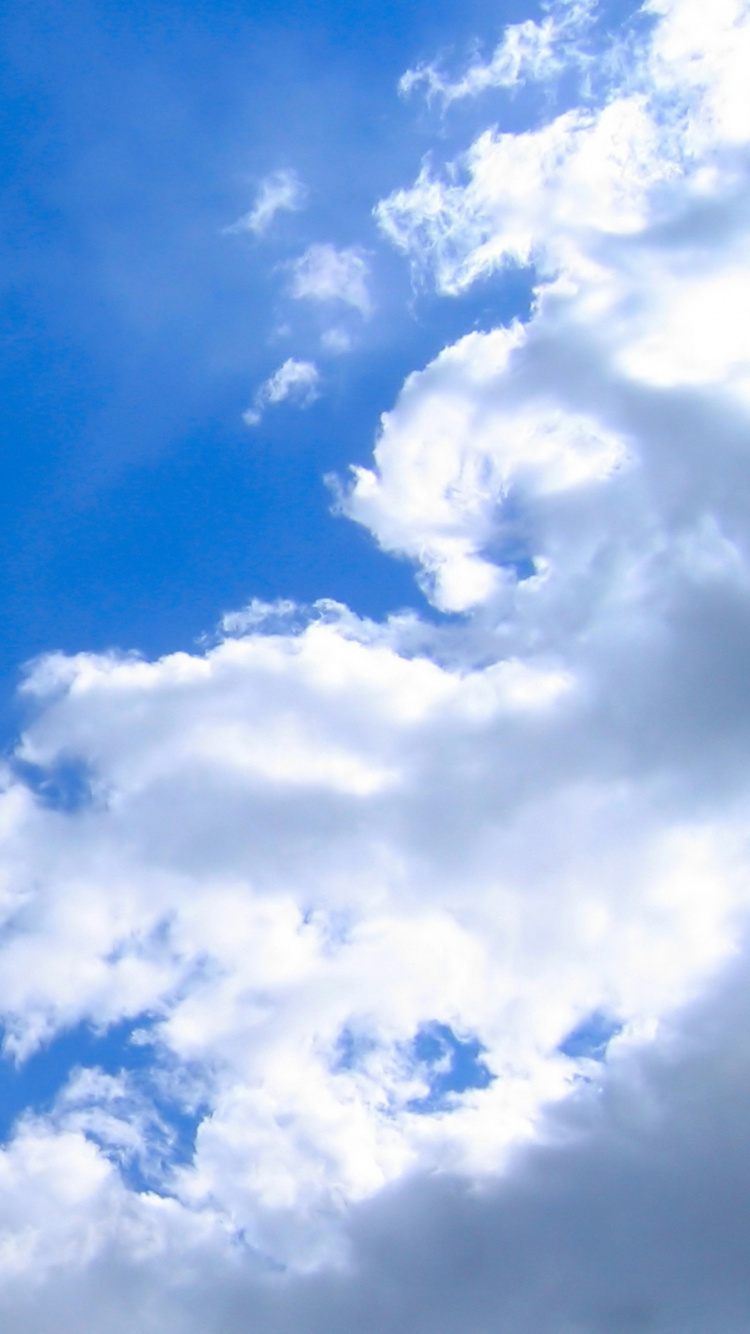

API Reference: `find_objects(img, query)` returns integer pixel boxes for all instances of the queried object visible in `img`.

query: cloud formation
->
[2,0,750,1328]
[288,243,372,314]
[225,169,308,237]
[243,358,320,425]
[399,0,597,105]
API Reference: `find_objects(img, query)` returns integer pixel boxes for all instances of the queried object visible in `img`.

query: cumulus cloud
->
[2,935,750,1333]
[365,0,750,611]
[224,169,307,237]
[288,243,372,314]
[243,358,320,425]
[2,0,750,1328]
[0,578,748,1275]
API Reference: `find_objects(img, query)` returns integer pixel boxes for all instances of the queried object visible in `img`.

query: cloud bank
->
[2,0,750,1329]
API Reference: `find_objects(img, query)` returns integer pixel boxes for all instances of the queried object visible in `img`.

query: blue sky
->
[0,0,648,702]
[0,0,541,691]
[1,0,750,1330]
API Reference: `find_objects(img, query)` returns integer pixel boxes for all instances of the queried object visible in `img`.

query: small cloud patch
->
[224,168,307,238]
[243,358,320,426]
[288,244,372,315]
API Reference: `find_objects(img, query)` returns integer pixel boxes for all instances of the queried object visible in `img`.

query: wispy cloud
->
[224,169,308,237]
[243,357,320,425]
[399,0,597,105]
[288,243,372,314]
[320,326,352,354]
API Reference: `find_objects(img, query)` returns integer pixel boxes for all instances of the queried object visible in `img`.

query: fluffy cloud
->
[364,0,750,613]
[225,169,307,237]
[1,0,750,1327]
[2,950,750,1333]
[243,358,320,425]
[288,243,372,314]
[0,579,747,1272]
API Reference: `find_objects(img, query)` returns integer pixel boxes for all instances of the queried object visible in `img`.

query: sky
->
[0,0,750,1329]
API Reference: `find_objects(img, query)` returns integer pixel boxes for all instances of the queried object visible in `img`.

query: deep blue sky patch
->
[0,0,545,750]
[406,1023,494,1113]
[558,1011,623,1062]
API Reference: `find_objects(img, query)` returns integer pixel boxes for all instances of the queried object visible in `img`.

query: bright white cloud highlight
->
[225,169,307,237]
[243,358,320,425]
[365,0,750,610]
[340,323,631,610]
[288,244,372,314]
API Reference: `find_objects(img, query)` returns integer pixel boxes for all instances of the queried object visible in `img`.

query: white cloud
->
[0,583,747,1270]
[339,322,632,610]
[376,96,678,293]
[288,244,372,314]
[0,860,750,1333]
[365,0,750,611]
[400,0,597,105]
[243,358,320,425]
[224,169,307,237]
[321,326,353,354]
[1,0,750,1327]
